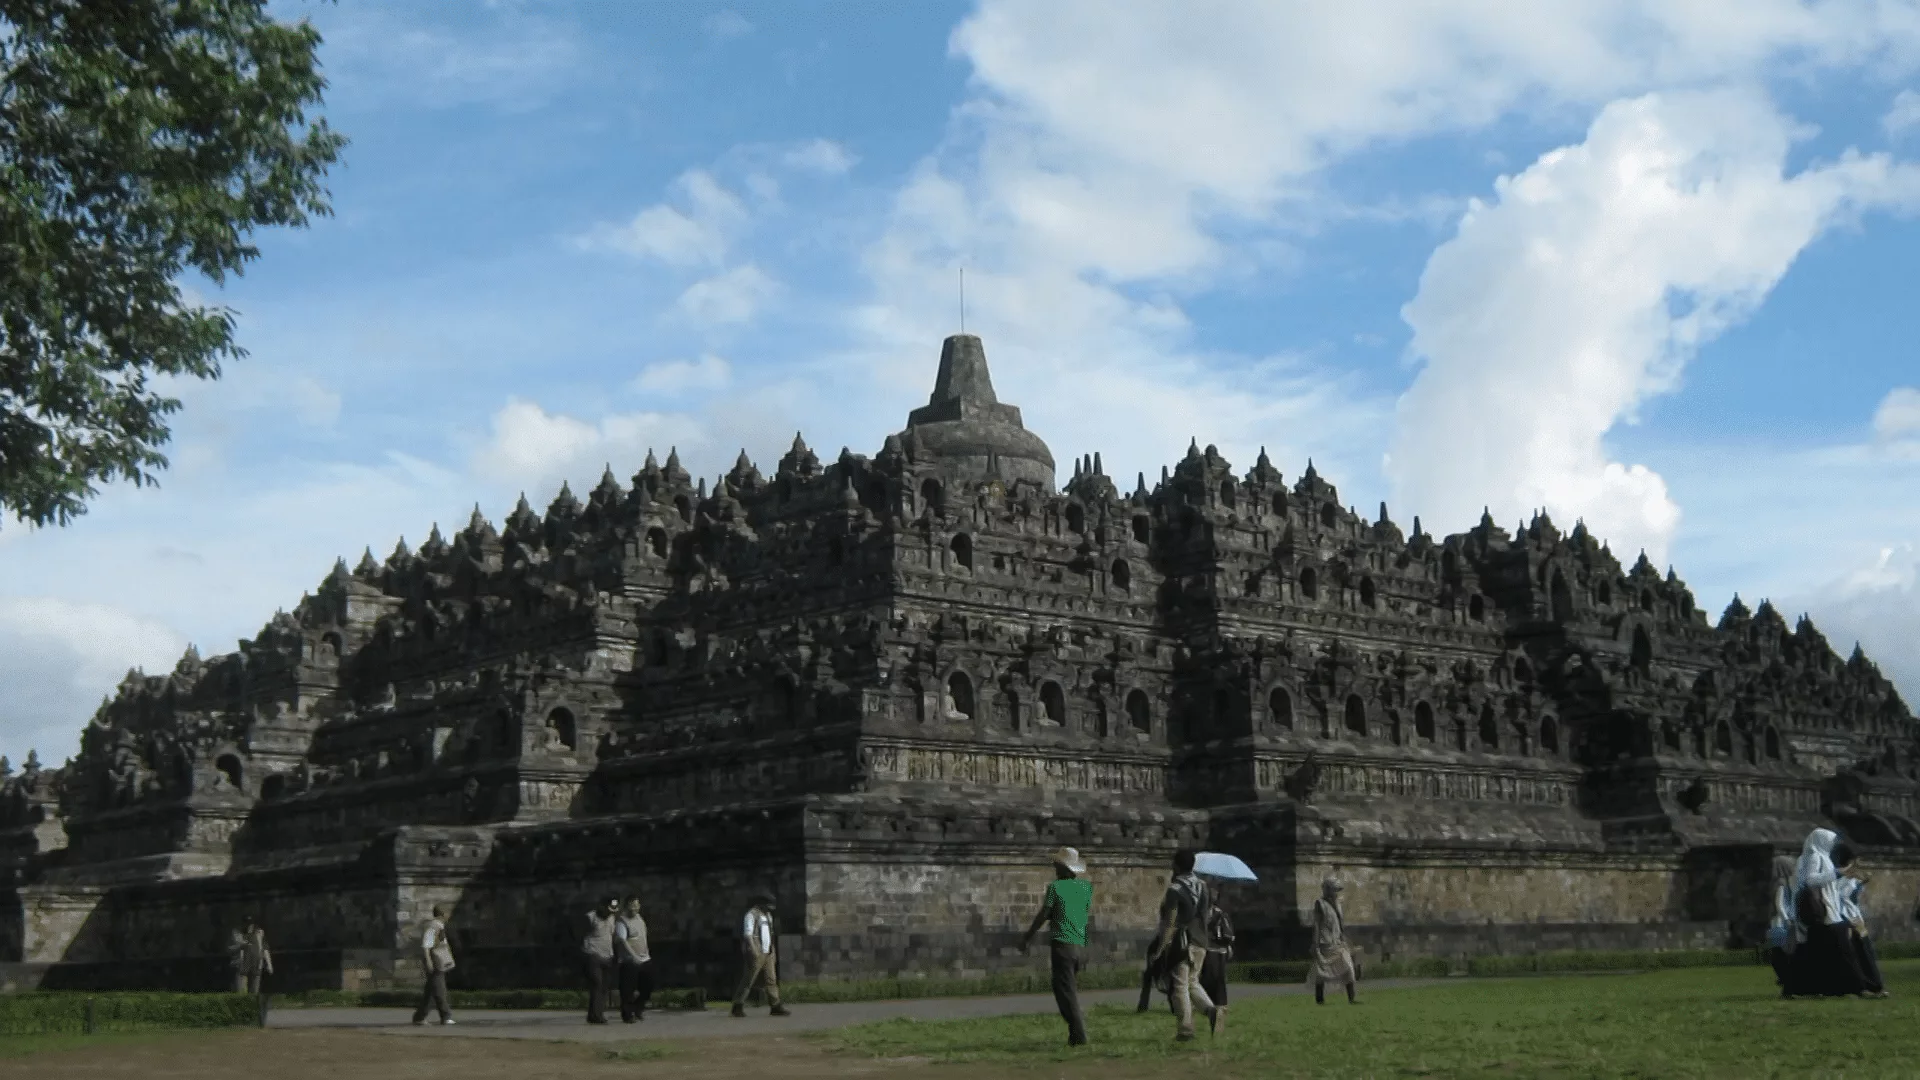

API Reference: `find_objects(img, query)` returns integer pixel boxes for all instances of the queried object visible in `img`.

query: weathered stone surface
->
[2,334,1916,991]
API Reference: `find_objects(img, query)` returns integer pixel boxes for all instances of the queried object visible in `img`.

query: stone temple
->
[3,335,1917,992]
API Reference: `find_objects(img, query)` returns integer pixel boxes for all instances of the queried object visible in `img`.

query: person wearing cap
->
[732,893,791,1017]
[1021,846,1093,1047]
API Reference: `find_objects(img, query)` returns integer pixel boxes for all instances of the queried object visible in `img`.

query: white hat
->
[1053,846,1086,873]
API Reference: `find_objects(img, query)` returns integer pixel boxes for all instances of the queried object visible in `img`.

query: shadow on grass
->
[818,960,1920,1078]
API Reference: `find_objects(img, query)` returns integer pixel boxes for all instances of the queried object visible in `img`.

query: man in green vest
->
[1021,846,1093,1047]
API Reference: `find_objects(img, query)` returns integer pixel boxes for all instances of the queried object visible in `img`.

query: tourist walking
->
[1021,846,1093,1047]
[1764,854,1797,989]
[1149,850,1222,1041]
[1782,828,1870,997]
[1309,877,1358,1005]
[1200,893,1235,1008]
[615,895,655,1021]
[412,904,456,1025]
[732,894,790,1017]
[582,896,619,1024]
[228,916,272,994]
[1835,848,1889,997]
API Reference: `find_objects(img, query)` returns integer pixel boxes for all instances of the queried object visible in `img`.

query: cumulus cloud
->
[842,1,1920,499]
[630,354,732,395]
[0,599,189,764]
[1388,89,1918,564]
[783,139,857,176]
[578,170,747,268]
[1888,89,1920,137]
[703,11,754,40]
[471,398,707,494]
[1781,543,1920,706]
[1874,386,1920,443]
[676,264,779,326]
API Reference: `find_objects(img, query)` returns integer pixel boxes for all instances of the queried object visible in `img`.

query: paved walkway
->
[267,978,1446,1042]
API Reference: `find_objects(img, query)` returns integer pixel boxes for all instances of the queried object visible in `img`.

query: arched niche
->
[1550,568,1573,622]
[546,707,577,751]
[1414,701,1435,742]
[1268,686,1294,731]
[1126,689,1152,733]
[215,753,244,791]
[950,533,974,570]
[945,671,975,721]
[1040,682,1067,726]
[1344,695,1367,738]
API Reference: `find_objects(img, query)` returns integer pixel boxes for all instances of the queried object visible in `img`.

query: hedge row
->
[276,986,705,1010]
[777,965,1142,1004]
[0,993,259,1036]
[1233,947,1775,983]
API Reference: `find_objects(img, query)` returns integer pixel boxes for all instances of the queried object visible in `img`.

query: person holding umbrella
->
[1194,853,1252,1010]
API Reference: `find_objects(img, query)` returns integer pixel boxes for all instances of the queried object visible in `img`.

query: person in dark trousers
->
[582,896,619,1024]
[1835,848,1889,998]
[228,915,272,994]
[1022,846,1093,1047]
[412,904,456,1026]
[615,895,655,1021]
[1200,892,1235,1007]
[1782,828,1871,997]
[732,894,790,1017]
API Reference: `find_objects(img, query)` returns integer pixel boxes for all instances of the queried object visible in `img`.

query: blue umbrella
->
[1194,852,1257,882]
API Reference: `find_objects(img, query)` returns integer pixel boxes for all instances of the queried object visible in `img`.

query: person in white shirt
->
[411,904,456,1025]
[614,896,655,1022]
[731,894,790,1017]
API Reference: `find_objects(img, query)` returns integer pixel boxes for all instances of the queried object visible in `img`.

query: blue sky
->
[3,0,1918,764]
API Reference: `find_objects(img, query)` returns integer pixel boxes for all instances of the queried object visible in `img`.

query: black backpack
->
[1173,876,1213,951]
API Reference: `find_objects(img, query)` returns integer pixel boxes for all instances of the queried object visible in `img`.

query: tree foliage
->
[0,0,343,528]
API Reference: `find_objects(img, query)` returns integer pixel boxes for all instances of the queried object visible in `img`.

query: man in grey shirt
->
[412,904,456,1026]
[228,916,272,994]
[614,895,654,1022]
[582,896,618,1024]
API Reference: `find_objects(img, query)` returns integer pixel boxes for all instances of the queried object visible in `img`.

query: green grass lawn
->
[821,958,1920,1079]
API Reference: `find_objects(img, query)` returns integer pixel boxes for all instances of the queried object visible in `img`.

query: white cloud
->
[837,2,1920,503]
[1388,89,1918,565]
[319,5,588,112]
[783,139,857,176]
[1888,89,1920,137]
[470,397,706,494]
[1874,386,1920,442]
[578,170,747,268]
[0,599,189,765]
[630,354,732,395]
[1781,544,1920,708]
[704,10,754,40]
[676,264,779,325]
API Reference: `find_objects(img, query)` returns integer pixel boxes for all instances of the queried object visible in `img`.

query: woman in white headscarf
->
[1782,828,1869,997]
[1307,876,1357,1005]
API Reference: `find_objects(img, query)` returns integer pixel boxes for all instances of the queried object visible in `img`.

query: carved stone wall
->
[5,333,1917,990]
